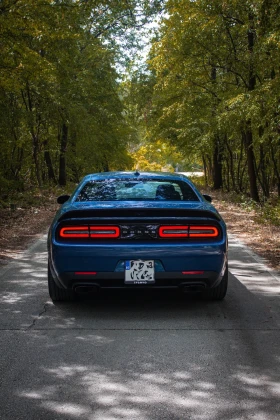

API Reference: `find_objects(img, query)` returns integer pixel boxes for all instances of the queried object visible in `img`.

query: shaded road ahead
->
[0,234,280,419]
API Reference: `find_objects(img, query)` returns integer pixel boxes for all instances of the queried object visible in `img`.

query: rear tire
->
[48,262,75,302]
[204,264,228,300]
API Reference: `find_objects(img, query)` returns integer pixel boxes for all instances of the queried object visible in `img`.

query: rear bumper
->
[49,266,223,291]
[49,243,227,291]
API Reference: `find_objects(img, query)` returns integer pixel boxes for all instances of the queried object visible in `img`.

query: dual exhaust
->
[73,283,206,294]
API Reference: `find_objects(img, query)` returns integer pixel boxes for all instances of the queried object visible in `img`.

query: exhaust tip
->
[182,283,206,293]
[74,285,99,294]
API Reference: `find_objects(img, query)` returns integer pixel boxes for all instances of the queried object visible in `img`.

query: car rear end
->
[49,202,227,297]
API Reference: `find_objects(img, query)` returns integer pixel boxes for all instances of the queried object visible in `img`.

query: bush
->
[257,200,280,226]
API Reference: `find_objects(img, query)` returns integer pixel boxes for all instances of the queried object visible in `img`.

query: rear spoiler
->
[58,208,221,222]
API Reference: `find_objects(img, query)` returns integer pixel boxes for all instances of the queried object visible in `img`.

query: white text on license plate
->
[125,260,155,284]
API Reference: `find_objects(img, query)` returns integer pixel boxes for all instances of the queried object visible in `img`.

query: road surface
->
[0,234,279,419]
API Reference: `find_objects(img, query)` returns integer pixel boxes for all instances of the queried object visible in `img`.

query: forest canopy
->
[1,0,280,203]
[146,0,280,201]
[0,0,162,194]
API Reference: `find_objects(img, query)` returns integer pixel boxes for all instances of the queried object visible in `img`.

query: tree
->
[0,0,163,191]
[147,0,280,200]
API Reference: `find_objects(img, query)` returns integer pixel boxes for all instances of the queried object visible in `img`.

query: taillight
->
[60,226,89,238]
[159,226,189,238]
[158,225,220,239]
[59,225,120,239]
[189,226,219,238]
[90,226,120,238]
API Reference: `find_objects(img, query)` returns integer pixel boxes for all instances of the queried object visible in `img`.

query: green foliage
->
[146,0,280,200]
[223,191,280,226]
[2,0,280,215]
[257,199,280,226]
[188,175,206,189]
[0,0,162,191]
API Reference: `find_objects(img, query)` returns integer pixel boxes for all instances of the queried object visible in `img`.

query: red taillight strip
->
[159,225,189,238]
[60,226,89,238]
[182,271,204,275]
[75,272,97,275]
[189,226,219,237]
[90,226,120,238]
[59,225,120,239]
[159,225,220,238]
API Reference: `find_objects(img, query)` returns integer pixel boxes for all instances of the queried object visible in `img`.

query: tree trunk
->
[202,154,208,186]
[210,62,223,190]
[212,136,223,190]
[58,123,68,186]
[206,155,213,185]
[102,158,109,172]
[11,145,24,181]
[270,143,280,197]
[248,12,256,91]
[32,133,42,187]
[242,13,259,201]
[44,141,57,184]
[22,82,42,187]
[257,143,270,198]
[224,135,235,191]
[242,124,259,202]
[224,158,230,192]
[69,130,80,183]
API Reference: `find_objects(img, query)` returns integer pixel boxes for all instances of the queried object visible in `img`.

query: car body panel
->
[48,172,227,294]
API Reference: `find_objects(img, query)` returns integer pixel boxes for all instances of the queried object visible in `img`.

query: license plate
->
[125,260,155,284]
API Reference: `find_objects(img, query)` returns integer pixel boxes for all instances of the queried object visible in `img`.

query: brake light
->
[159,226,189,238]
[90,226,120,238]
[158,225,220,238]
[189,226,219,237]
[60,226,89,238]
[59,225,120,239]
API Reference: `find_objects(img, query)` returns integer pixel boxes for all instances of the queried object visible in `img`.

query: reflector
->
[182,271,204,275]
[75,272,97,275]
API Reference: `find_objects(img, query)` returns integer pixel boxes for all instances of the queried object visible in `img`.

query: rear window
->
[75,179,199,202]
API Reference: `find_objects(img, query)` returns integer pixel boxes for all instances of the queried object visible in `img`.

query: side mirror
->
[57,194,70,204]
[203,194,212,203]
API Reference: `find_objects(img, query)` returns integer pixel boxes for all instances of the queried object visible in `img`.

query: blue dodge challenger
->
[48,172,228,301]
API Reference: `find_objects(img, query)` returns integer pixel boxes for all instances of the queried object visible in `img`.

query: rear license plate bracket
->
[125,260,155,284]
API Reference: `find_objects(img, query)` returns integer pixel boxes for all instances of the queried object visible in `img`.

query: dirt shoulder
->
[0,197,58,265]
[212,192,280,272]
[0,192,279,272]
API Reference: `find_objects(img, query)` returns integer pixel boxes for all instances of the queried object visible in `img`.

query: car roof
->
[82,171,189,182]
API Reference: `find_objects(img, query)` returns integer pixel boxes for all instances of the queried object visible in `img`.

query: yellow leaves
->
[226,94,246,109]
[130,139,184,172]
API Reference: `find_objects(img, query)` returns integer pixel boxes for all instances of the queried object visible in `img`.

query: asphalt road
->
[0,234,280,420]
